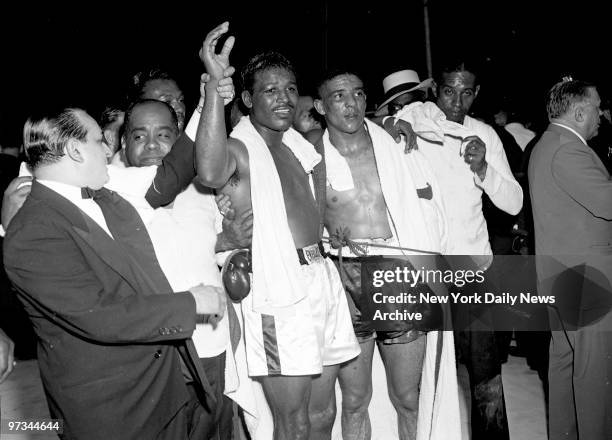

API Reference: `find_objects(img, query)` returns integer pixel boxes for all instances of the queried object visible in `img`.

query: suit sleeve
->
[4,220,198,344]
[475,126,523,215]
[145,132,197,208]
[552,143,612,220]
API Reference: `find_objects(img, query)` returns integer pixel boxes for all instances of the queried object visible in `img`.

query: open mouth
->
[139,157,164,166]
[273,106,293,116]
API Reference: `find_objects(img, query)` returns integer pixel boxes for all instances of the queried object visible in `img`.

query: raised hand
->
[199,21,235,82]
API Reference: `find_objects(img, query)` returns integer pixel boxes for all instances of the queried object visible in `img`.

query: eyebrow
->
[129,125,176,133]
[328,85,364,95]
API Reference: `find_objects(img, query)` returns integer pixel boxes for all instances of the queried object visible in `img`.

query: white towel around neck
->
[394,101,474,149]
[230,116,321,316]
[367,119,444,254]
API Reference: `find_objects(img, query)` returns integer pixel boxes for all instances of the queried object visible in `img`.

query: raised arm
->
[195,22,239,188]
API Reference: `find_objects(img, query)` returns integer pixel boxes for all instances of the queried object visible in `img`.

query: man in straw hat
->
[374,69,433,117]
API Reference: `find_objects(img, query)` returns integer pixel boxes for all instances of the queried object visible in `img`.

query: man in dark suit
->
[3,107,227,440]
[528,79,612,440]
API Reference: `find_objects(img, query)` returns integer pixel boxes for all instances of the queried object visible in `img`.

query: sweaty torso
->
[325,136,392,240]
[219,140,320,249]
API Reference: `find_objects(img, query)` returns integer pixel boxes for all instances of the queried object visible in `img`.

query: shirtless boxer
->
[193,23,360,440]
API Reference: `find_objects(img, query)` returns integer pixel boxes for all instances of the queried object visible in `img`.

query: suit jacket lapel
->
[29,180,217,404]
[29,181,143,288]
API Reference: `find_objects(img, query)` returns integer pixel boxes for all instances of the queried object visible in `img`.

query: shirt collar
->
[37,179,85,203]
[551,122,587,145]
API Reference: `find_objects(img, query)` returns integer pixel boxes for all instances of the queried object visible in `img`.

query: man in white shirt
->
[118,98,252,439]
[385,60,522,440]
[494,108,536,151]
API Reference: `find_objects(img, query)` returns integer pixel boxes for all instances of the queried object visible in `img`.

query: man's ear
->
[241,91,253,109]
[104,129,116,150]
[574,104,585,123]
[313,99,326,116]
[474,84,481,98]
[65,139,84,163]
[431,82,438,98]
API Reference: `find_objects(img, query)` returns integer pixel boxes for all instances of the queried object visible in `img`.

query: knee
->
[342,384,373,413]
[388,388,420,415]
[310,400,336,432]
[273,405,310,439]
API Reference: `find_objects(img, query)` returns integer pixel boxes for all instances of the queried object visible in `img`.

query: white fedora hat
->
[375,70,433,116]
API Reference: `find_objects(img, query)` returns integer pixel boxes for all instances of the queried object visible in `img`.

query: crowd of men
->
[0,20,610,440]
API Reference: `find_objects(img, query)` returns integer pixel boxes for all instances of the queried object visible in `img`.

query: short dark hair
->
[129,67,178,102]
[240,51,296,94]
[546,79,596,119]
[99,106,124,130]
[23,108,88,169]
[121,99,179,140]
[434,59,480,86]
[315,68,363,99]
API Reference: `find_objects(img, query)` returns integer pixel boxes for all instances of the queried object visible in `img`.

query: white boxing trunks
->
[241,242,360,376]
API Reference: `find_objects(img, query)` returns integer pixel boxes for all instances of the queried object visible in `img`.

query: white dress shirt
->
[417,114,523,264]
[504,122,536,151]
[37,179,115,238]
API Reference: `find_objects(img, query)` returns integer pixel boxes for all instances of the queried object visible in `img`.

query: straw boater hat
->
[375,70,433,116]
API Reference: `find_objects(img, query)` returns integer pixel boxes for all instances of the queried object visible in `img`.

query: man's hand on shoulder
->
[382,117,418,152]
[2,176,32,229]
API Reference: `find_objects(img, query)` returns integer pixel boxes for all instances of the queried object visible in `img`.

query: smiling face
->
[243,67,298,133]
[122,101,179,167]
[435,70,479,124]
[315,73,366,134]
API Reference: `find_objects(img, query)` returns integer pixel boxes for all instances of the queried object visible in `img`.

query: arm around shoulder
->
[4,221,198,344]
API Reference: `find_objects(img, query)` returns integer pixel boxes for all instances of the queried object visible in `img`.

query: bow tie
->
[81,187,97,199]
[81,187,111,199]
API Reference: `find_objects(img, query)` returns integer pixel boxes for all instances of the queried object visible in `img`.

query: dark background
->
[0,0,608,146]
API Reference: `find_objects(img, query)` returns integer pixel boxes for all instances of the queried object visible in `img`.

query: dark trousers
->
[158,352,233,440]
[452,276,510,440]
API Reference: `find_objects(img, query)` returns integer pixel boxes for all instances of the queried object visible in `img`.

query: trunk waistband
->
[297,242,326,265]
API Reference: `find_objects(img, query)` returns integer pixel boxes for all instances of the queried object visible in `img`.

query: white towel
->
[365,119,443,254]
[322,130,355,191]
[417,330,462,440]
[395,101,474,151]
[230,116,321,316]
